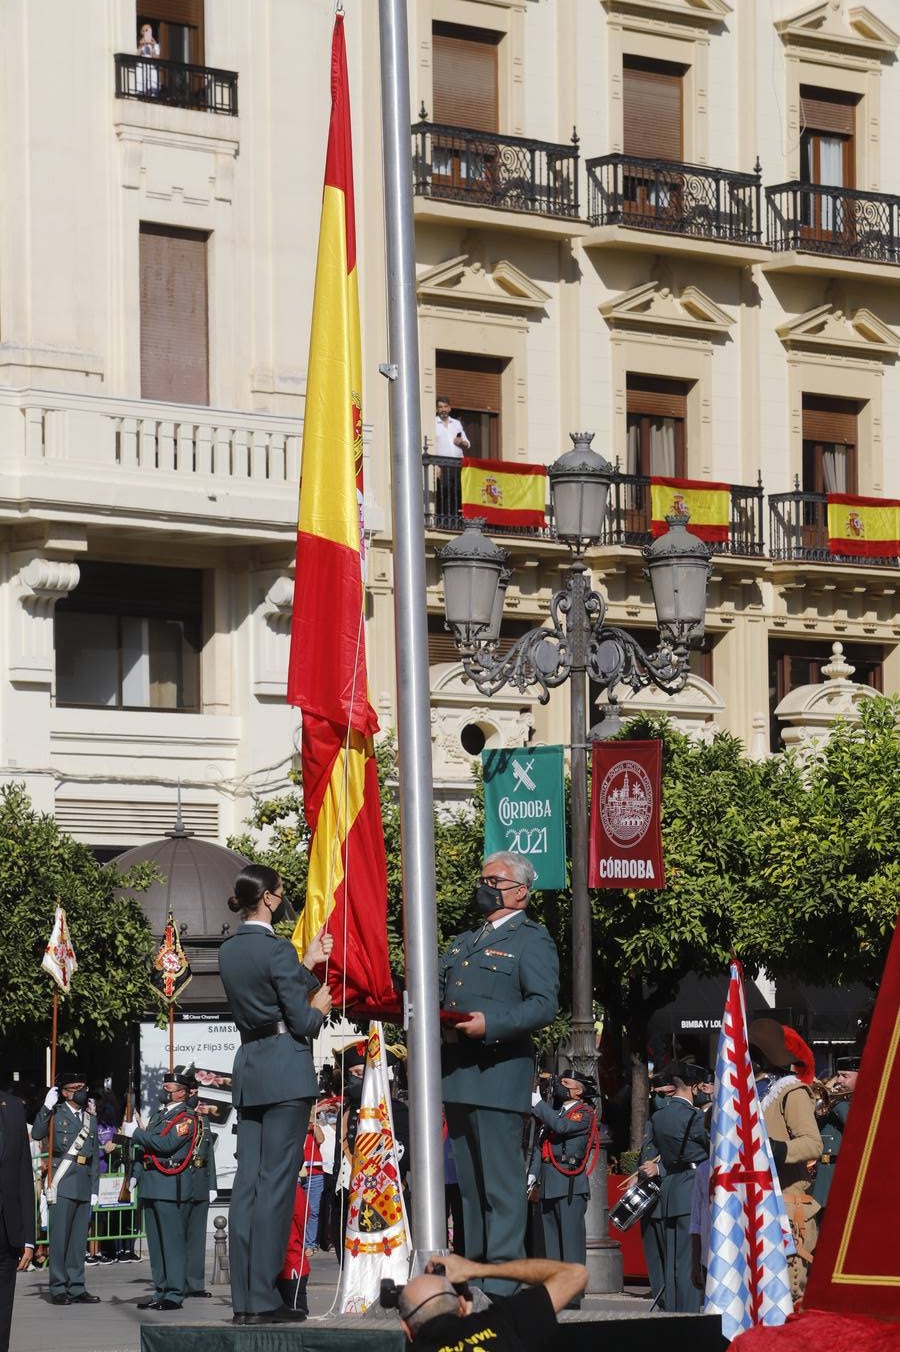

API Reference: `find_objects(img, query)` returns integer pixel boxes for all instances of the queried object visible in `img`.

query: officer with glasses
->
[439,852,559,1297]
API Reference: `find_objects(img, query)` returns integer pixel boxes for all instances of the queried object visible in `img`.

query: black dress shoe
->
[185,1289,212,1298]
[231,1314,247,1325]
[137,1298,162,1310]
[156,1300,182,1311]
[243,1307,307,1324]
[50,1295,72,1306]
[71,1293,101,1304]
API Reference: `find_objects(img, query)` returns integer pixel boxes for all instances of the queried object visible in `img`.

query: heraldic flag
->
[650,477,730,542]
[827,493,900,559]
[42,905,77,992]
[337,1022,410,1312]
[461,458,547,528]
[287,14,394,1013]
[704,960,794,1341]
[149,907,192,1006]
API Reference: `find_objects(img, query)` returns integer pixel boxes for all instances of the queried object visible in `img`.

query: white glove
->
[208,1190,217,1204]
[527,1173,537,1191]
[129,1177,137,1192]
[90,1194,99,1207]
[44,1087,59,1110]
[122,1120,137,1139]
[531,1091,542,1107]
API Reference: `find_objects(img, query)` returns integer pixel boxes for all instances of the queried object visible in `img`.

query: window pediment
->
[777,303,899,358]
[417,255,550,313]
[600,280,732,337]
[776,2,899,59]
[603,0,731,30]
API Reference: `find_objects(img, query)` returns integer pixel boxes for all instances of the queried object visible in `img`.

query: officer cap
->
[835,1054,861,1073]
[561,1070,598,1099]
[56,1069,86,1088]
[166,1062,197,1088]
[667,1059,707,1085]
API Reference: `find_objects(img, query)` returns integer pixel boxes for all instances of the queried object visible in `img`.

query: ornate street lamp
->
[437,431,712,1294]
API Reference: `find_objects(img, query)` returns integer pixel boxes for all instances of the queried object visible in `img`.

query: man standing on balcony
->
[434,397,470,519]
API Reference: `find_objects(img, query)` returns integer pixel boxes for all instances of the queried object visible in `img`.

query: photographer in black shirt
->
[397,1253,587,1351]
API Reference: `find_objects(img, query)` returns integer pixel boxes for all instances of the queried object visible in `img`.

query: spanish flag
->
[461,458,547,527]
[650,476,730,542]
[287,16,395,1013]
[827,493,900,559]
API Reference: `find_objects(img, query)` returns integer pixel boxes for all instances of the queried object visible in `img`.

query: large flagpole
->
[378,0,446,1259]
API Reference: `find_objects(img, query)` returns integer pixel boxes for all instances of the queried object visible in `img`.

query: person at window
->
[218,865,333,1325]
[136,24,160,96]
[434,396,470,519]
[439,852,559,1297]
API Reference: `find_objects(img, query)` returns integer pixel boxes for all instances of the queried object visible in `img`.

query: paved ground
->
[10,1245,660,1351]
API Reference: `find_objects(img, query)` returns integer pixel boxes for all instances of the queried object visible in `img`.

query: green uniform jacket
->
[31,1102,100,1201]
[219,923,323,1107]
[439,911,559,1112]
[184,1114,218,1201]
[531,1098,595,1200]
[131,1103,198,1201]
[639,1096,709,1218]
[810,1097,849,1209]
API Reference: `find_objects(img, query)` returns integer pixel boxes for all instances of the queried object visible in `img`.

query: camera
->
[380,1278,403,1310]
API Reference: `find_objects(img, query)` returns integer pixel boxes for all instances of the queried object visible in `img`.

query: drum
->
[609,1174,661,1232]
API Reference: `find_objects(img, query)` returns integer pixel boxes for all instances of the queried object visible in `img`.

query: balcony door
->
[799,88,857,243]
[140,224,209,405]
[432,24,500,197]
[137,1,204,64]
[801,395,859,552]
[622,57,684,225]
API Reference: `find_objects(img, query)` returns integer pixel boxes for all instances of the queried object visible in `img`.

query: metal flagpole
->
[378,0,447,1260]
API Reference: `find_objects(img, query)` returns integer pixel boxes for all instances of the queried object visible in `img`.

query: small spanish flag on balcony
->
[461,457,547,527]
[650,476,730,542]
[827,493,900,558]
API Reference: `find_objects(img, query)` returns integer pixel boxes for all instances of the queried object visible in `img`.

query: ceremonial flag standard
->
[41,906,77,992]
[650,477,730,542]
[461,458,547,527]
[287,15,394,1012]
[827,493,900,559]
[337,1022,410,1312]
[149,907,192,1005]
[705,960,794,1342]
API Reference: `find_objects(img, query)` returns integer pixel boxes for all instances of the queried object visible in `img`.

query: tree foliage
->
[0,784,157,1049]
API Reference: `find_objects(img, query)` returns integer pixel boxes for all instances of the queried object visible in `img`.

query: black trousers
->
[0,1212,20,1352]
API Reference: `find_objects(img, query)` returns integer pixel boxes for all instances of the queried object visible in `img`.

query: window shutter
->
[623,58,684,160]
[627,375,688,420]
[436,352,503,412]
[140,224,209,406]
[800,88,857,137]
[802,396,858,445]
[141,1,202,24]
[58,562,203,621]
[432,24,499,131]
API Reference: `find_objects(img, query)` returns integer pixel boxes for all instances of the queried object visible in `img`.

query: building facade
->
[1,0,899,850]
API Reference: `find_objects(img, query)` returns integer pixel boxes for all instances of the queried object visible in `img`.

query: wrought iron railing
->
[769,486,898,566]
[586,154,762,243]
[603,472,765,556]
[422,456,764,556]
[766,181,900,262]
[412,115,580,219]
[115,54,238,116]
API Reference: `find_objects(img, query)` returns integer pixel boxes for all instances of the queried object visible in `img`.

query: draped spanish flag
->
[461,458,547,527]
[650,476,730,542]
[287,15,395,1013]
[827,493,900,559]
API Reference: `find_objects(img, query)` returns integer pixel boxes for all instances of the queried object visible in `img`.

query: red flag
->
[589,740,665,889]
[287,15,395,1013]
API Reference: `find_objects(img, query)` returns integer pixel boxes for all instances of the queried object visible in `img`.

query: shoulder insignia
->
[569,1111,584,1122]
[176,1120,191,1137]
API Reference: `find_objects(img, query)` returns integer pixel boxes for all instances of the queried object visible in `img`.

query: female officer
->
[219,864,332,1324]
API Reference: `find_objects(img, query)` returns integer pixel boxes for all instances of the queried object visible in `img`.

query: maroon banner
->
[589,740,664,889]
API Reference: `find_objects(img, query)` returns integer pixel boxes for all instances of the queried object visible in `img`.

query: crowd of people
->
[0,850,865,1346]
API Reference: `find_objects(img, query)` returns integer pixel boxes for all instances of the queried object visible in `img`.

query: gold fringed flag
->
[651,477,730,542]
[461,458,547,527]
[150,908,192,1005]
[827,493,900,559]
[287,14,395,1014]
[41,906,77,992]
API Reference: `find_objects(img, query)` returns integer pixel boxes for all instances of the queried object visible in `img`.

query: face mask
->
[755,1075,776,1100]
[693,1090,712,1108]
[269,898,288,925]
[186,1093,199,1110]
[550,1077,568,1109]
[71,1088,88,1108]
[475,883,504,916]
[346,1077,363,1103]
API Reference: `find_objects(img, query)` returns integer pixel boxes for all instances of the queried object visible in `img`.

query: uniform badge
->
[176,1120,191,1137]
[483,948,512,958]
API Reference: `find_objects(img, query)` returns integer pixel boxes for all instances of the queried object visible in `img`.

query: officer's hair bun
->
[226,895,242,913]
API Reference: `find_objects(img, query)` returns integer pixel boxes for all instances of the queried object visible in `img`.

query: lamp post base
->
[585,1151,623,1294]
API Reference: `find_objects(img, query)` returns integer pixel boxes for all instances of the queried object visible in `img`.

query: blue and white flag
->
[704,961,795,1341]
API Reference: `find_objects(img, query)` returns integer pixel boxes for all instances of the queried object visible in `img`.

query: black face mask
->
[270,898,288,925]
[550,1076,569,1109]
[346,1077,363,1104]
[70,1088,88,1108]
[186,1093,199,1110]
[475,883,504,916]
[693,1090,712,1108]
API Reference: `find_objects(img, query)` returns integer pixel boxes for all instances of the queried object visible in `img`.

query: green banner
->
[482,745,566,891]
